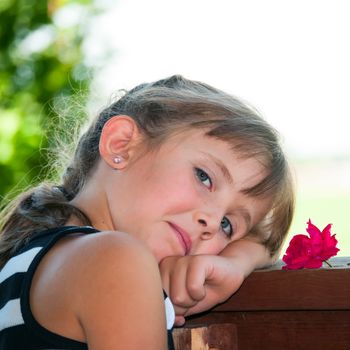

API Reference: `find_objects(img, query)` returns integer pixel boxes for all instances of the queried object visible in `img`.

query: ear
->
[99,115,140,169]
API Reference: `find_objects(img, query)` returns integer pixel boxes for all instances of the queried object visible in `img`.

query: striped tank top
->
[0,226,175,349]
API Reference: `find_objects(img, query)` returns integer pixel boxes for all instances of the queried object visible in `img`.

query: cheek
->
[142,171,200,212]
[197,239,229,255]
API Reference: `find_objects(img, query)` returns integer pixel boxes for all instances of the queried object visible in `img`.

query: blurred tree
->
[0,0,96,202]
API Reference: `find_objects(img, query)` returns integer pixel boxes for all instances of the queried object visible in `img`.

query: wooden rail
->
[173,257,350,350]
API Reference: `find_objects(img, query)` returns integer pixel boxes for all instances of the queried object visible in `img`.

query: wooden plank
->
[186,311,350,350]
[173,324,238,350]
[212,257,350,311]
[180,257,350,349]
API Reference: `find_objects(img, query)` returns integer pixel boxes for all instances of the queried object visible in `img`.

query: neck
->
[69,167,116,232]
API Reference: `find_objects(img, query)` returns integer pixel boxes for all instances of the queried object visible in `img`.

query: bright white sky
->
[84,0,350,159]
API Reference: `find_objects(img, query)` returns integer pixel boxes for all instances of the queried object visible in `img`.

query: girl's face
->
[106,130,272,262]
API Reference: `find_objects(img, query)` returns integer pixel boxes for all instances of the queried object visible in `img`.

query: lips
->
[168,222,192,255]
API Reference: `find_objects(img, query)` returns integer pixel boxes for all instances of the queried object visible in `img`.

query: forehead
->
[160,128,253,160]
[159,129,267,185]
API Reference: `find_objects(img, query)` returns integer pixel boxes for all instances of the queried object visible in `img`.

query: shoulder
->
[33,230,167,349]
[62,230,163,304]
[74,231,167,348]
[48,230,159,281]
[37,230,159,288]
[74,230,157,269]
[71,231,163,298]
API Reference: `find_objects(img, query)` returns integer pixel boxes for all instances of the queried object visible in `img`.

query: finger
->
[170,287,198,308]
[173,304,189,317]
[182,289,218,316]
[185,256,208,301]
[160,257,186,304]
[168,260,198,308]
[184,300,209,317]
[184,285,232,317]
[174,315,186,326]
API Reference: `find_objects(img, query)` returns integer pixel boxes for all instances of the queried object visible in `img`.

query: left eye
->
[195,168,212,189]
[221,217,233,237]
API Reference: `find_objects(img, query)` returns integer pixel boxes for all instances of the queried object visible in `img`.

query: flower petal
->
[282,234,312,269]
[282,220,340,270]
[320,234,340,260]
[304,258,323,269]
[321,223,332,236]
[306,219,322,239]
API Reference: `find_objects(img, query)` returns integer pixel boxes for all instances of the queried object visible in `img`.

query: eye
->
[195,168,212,189]
[220,217,233,237]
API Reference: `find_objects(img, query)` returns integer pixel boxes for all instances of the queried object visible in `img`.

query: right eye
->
[195,168,212,190]
[220,216,233,237]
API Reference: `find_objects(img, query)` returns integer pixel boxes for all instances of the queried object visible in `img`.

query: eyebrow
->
[202,152,234,184]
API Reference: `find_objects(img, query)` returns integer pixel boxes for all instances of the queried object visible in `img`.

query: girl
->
[0,75,294,349]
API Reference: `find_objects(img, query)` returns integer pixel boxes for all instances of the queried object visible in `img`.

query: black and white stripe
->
[0,227,97,349]
[0,247,42,332]
[0,226,175,349]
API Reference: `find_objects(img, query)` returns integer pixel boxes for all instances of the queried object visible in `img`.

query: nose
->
[193,211,220,240]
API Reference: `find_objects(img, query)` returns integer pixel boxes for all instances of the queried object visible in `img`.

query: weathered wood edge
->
[211,257,350,312]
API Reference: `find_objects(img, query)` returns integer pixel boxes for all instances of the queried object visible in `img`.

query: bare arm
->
[78,232,166,350]
[75,232,168,349]
[220,237,277,276]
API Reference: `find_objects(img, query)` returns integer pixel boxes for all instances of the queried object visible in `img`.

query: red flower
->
[282,219,339,270]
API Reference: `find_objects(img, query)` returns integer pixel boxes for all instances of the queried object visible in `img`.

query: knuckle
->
[172,293,187,305]
[187,282,200,295]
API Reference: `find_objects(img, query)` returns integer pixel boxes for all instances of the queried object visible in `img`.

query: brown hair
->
[0,75,294,267]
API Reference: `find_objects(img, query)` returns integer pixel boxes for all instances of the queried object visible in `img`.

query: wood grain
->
[176,257,350,350]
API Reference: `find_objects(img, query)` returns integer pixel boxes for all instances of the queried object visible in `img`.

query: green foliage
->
[0,0,94,201]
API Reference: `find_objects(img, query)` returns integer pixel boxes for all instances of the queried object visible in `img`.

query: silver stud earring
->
[113,155,124,164]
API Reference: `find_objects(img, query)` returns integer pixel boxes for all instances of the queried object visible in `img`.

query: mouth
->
[167,222,192,255]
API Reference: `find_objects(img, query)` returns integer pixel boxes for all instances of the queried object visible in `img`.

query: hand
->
[159,255,245,325]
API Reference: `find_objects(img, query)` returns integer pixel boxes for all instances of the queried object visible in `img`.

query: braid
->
[0,124,97,268]
[0,182,91,268]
